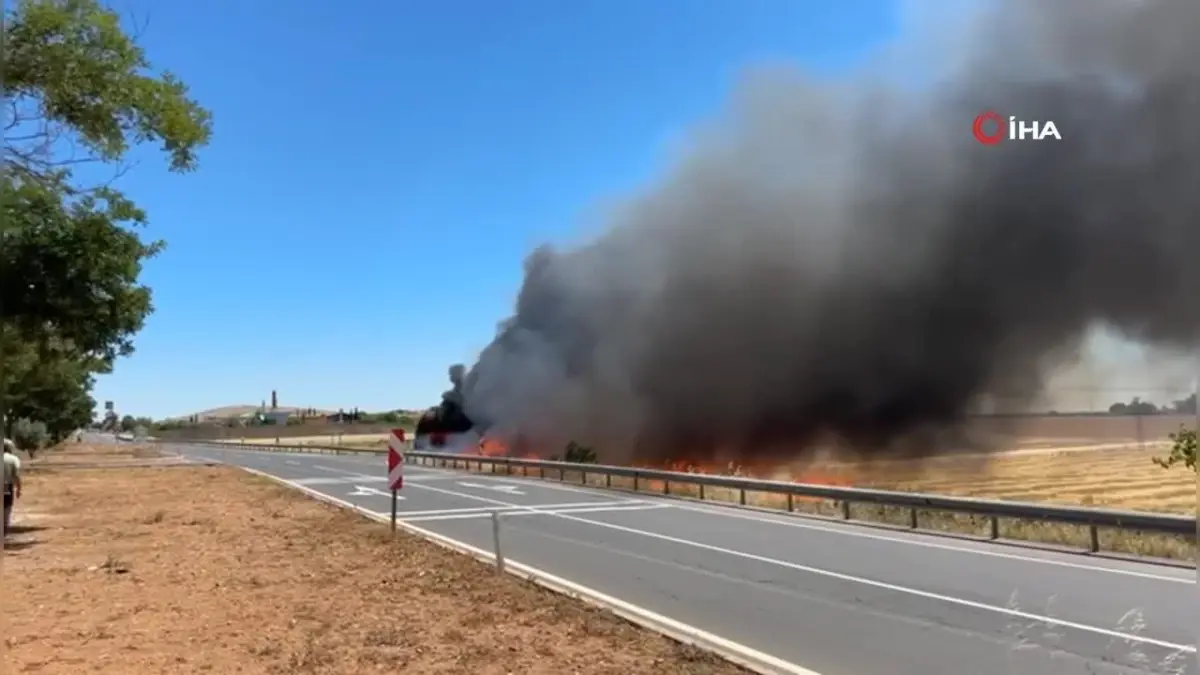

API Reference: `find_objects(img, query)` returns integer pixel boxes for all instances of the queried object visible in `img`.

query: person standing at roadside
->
[3,438,22,535]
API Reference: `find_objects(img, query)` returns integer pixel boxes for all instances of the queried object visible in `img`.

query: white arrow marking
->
[456,481,525,495]
[348,485,403,498]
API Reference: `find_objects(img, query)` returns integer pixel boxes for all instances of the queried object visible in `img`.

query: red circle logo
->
[972,111,1005,145]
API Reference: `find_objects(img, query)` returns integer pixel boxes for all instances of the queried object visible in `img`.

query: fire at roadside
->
[427,0,1200,471]
[412,373,856,488]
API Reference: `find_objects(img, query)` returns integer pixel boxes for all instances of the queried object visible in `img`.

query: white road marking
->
[396,500,646,519]
[292,476,389,486]
[456,481,525,495]
[669,502,1195,585]
[311,464,347,473]
[217,448,1194,583]
[408,463,1194,584]
[406,480,1196,654]
[404,503,670,523]
[237,465,821,675]
[347,485,402,498]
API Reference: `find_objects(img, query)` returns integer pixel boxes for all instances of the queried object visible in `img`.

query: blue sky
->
[92,1,904,419]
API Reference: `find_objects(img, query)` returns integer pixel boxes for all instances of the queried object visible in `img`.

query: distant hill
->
[175,405,336,421]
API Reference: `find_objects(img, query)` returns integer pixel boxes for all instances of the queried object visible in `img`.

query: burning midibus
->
[411,383,484,454]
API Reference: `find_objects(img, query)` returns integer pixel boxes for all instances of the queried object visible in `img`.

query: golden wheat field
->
[848,446,1195,514]
[580,445,1194,515]
[447,443,1195,558]
[224,422,1196,514]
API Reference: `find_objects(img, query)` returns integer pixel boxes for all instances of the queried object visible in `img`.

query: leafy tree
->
[151,418,189,431]
[1,0,212,437]
[0,324,95,441]
[1107,397,1159,415]
[1170,394,1197,415]
[1,176,159,365]
[119,414,137,432]
[1153,425,1196,473]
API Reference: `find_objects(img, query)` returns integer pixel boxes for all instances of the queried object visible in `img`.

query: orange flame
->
[474,436,856,488]
[478,436,510,457]
[635,458,854,488]
[476,436,541,459]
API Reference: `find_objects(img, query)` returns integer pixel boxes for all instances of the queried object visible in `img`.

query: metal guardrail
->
[186,440,1196,556]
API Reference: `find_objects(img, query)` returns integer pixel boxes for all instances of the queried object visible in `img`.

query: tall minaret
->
[271,390,278,410]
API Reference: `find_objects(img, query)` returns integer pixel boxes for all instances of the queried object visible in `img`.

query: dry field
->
[439,440,1197,560]
[206,414,1196,557]
[224,432,392,447]
[3,459,747,675]
[848,445,1196,513]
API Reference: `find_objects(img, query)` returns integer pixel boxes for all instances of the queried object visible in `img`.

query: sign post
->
[387,428,406,534]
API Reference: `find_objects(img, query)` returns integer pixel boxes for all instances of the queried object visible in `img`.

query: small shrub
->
[12,418,48,451]
[1153,425,1196,472]
[563,441,598,464]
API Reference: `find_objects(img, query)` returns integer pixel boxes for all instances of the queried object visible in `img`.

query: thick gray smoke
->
[458,0,1200,464]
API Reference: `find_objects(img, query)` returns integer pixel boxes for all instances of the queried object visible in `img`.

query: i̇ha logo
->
[972,110,1061,145]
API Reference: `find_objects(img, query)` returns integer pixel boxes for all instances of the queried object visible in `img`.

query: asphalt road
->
[173,443,1197,675]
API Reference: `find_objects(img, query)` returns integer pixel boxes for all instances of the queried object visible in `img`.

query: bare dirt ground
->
[3,462,748,675]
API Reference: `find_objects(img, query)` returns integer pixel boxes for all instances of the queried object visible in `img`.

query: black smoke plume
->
[456,0,1200,465]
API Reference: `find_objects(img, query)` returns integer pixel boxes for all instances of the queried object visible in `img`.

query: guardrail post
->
[491,511,505,574]
[786,493,793,512]
[663,479,670,495]
[1089,524,1100,553]
[540,466,545,479]
[909,508,919,529]
[739,488,746,506]
[989,516,999,540]
[841,500,851,520]
[698,483,705,500]
[559,467,565,482]
[581,470,587,485]
[633,472,639,491]
[605,473,611,488]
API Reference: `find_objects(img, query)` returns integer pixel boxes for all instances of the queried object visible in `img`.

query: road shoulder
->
[4,464,749,675]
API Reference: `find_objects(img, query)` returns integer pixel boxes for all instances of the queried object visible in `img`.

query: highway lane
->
[174,443,1197,675]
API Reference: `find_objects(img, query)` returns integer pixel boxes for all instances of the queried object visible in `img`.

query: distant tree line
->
[146,408,421,431]
[1107,394,1196,416]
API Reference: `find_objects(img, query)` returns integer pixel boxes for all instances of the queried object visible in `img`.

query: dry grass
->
[29,441,165,465]
[435,447,1197,562]
[850,445,1196,513]
[3,465,749,675]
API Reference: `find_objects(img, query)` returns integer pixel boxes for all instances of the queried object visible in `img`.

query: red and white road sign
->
[387,428,405,490]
